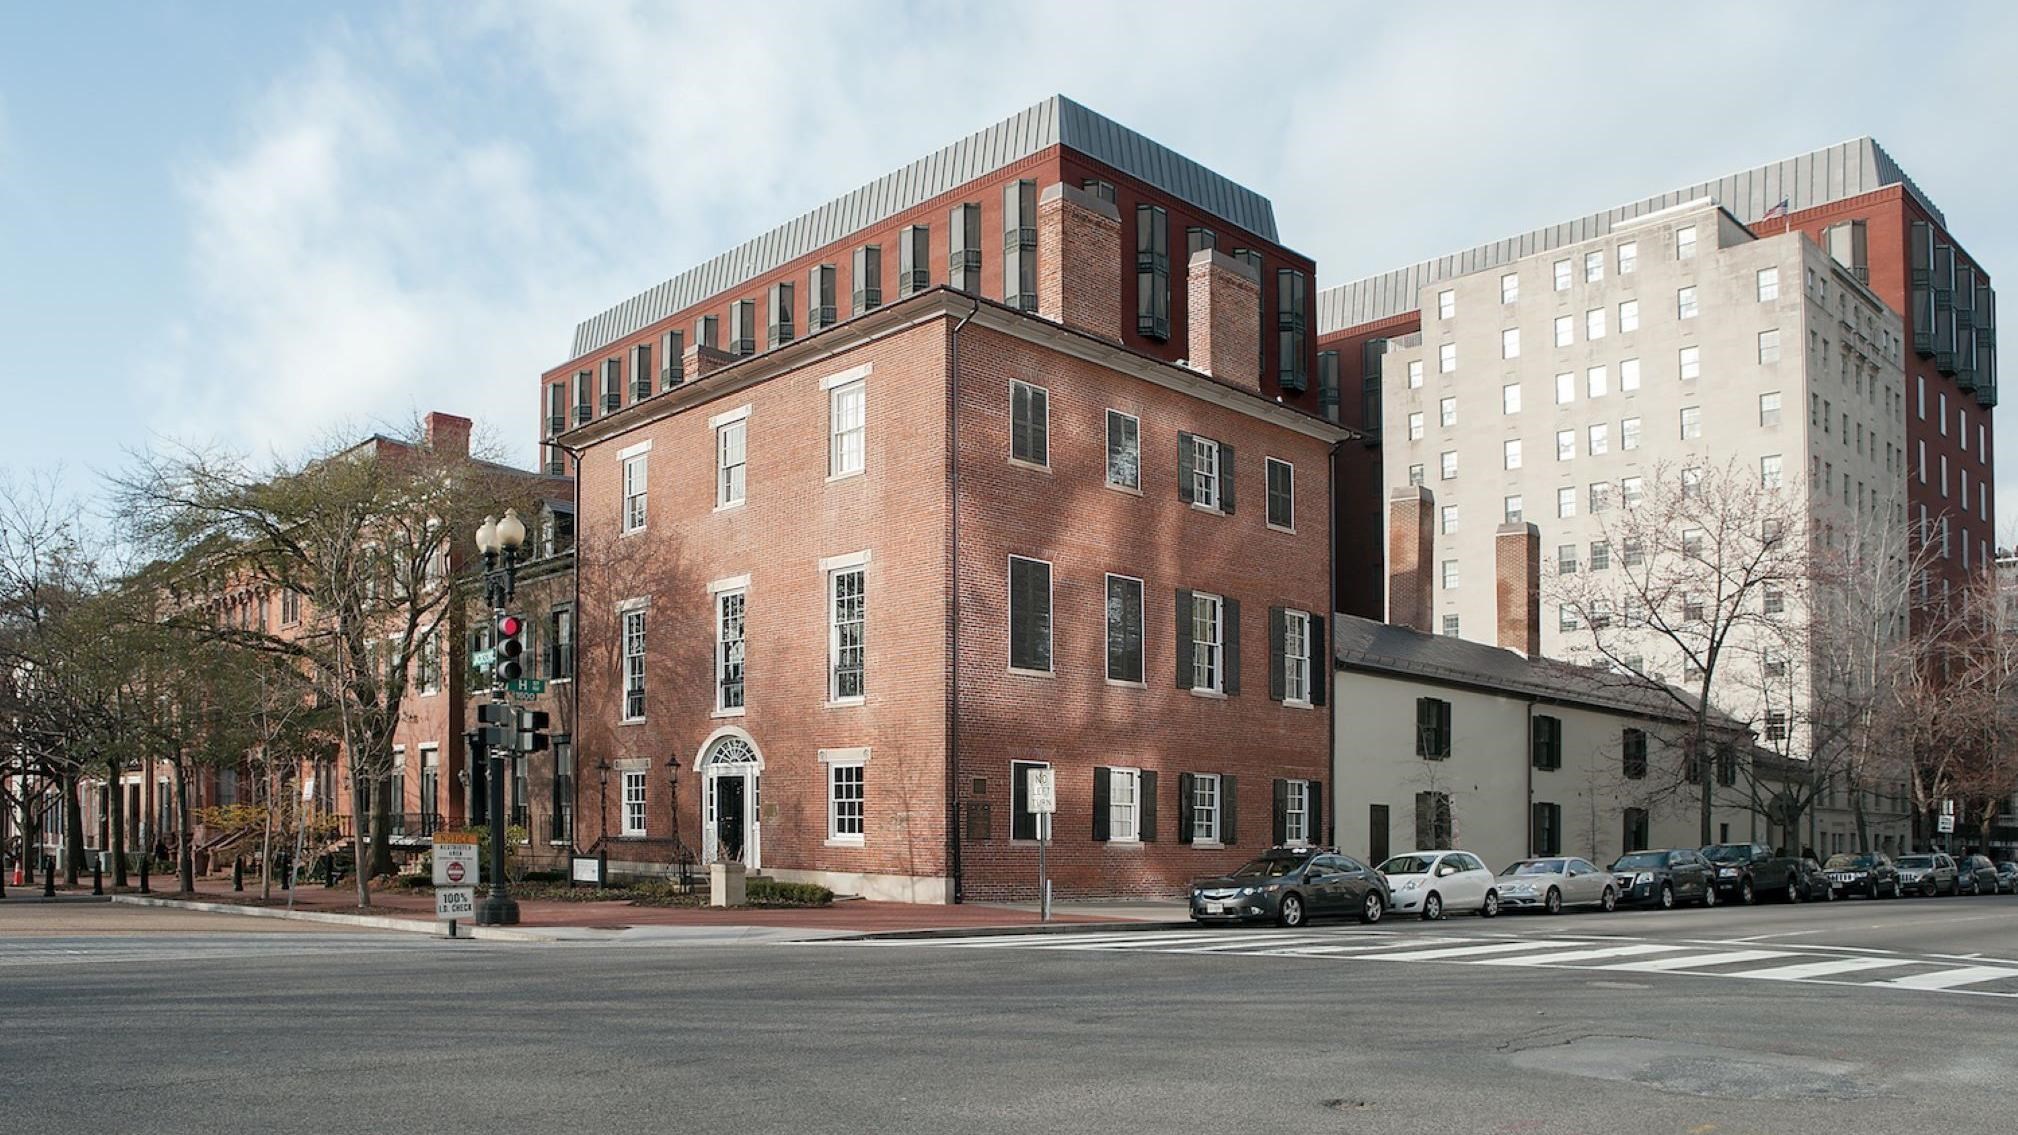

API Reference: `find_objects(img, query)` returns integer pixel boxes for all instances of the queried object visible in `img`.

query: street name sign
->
[505,678,547,696]
[433,834,480,887]
[436,887,475,921]
[470,647,495,668]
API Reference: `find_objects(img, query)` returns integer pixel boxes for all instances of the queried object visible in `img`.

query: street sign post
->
[1028,767,1055,922]
[1938,814,1956,834]
[433,833,481,938]
[436,886,475,929]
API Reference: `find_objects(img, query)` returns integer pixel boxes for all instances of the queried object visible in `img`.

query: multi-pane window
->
[622,770,647,836]
[1557,544,1578,574]
[621,608,646,721]
[1504,494,1523,523]
[1191,592,1224,692]
[1553,258,1572,291]
[1501,327,1520,358]
[1187,226,1216,255]
[1284,780,1311,843]
[1106,410,1140,491]
[631,343,653,402]
[716,420,747,507]
[1586,307,1606,340]
[1554,314,1574,347]
[1283,609,1311,703]
[716,589,747,711]
[1136,204,1170,338]
[1587,365,1608,399]
[1439,450,1456,481]
[1681,466,1702,497]
[1501,273,1519,303]
[696,313,720,350]
[1620,357,1641,391]
[807,266,837,332]
[1758,328,1781,364]
[1555,372,1574,405]
[1556,429,1574,462]
[1588,422,1609,455]
[1439,395,1457,428]
[1191,435,1226,505]
[1757,266,1779,302]
[1265,458,1294,530]
[1438,289,1455,320]
[1439,342,1457,373]
[1506,438,1524,469]
[1441,614,1460,637]
[1440,505,1458,534]
[1622,416,1641,450]
[573,370,593,424]
[1675,224,1696,260]
[729,299,757,356]
[1502,383,1521,414]
[1618,299,1639,333]
[766,280,795,349]
[602,357,622,411]
[1407,463,1424,486]
[1407,411,1424,441]
[1010,380,1048,466]
[851,245,882,314]
[1679,345,1701,380]
[1557,486,1577,518]
[898,224,930,296]
[1008,556,1052,673]
[829,379,866,478]
[1416,697,1453,759]
[1408,359,1424,388]
[829,761,865,841]
[621,452,648,533]
[1677,286,1698,320]
[1584,249,1604,283]
[1190,773,1222,842]
[830,567,865,701]
[1442,559,1460,590]
[1760,454,1783,489]
[1618,241,1637,274]
[1105,574,1144,684]
[1759,392,1782,427]
[1108,768,1141,841]
[1680,406,1702,439]
[416,628,441,694]
[1278,269,1308,392]
[948,202,982,293]
[1590,540,1611,570]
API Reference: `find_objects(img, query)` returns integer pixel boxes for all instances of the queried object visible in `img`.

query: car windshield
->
[1612,852,1666,870]
[1825,854,1877,869]
[1501,859,1565,876]
[1231,857,1303,879]
[1895,855,1934,868]
[1701,845,1753,863]
[1379,855,1439,875]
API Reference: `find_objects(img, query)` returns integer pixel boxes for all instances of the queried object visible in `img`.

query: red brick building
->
[556,124,1350,900]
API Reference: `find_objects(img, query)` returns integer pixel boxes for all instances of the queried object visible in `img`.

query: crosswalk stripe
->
[1597,949,1795,973]
[1039,931,1278,951]
[1169,935,1343,953]
[1367,940,1597,962]
[1255,937,1466,957]
[1873,965,2018,991]
[1481,943,1685,966]
[1729,957,1919,981]
[935,932,1177,949]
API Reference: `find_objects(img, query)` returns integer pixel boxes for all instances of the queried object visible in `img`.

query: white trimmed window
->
[1501,327,1520,359]
[1757,266,1779,302]
[1105,409,1140,491]
[1586,307,1606,340]
[1617,241,1637,274]
[1441,559,1459,590]
[1504,438,1522,469]
[1553,258,1571,291]
[1191,435,1222,507]
[621,452,648,533]
[1557,486,1577,518]
[1622,416,1641,451]
[1502,383,1521,415]
[1588,422,1609,456]
[716,588,746,711]
[1440,505,1458,535]
[1407,359,1424,388]
[1501,273,1519,304]
[830,380,866,478]
[1587,365,1608,399]
[1759,392,1782,427]
[621,769,647,836]
[1284,609,1311,705]
[828,760,865,843]
[1407,411,1424,441]
[829,566,866,701]
[1504,494,1523,523]
[1618,299,1638,333]
[621,607,646,721]
[1439,451,1456,480]
[1677,286,1698,320]
[717,419,747,507]
[1556,429,1574,462]
[1758,328,1781,364]
[1620,357,1641,391]
[1584,249,1604,283]
[1284,779,1311,843]
[1680,406,1702,440]
[1679,345,1701,381]
[1761,454,1783,489]
[1109,768,1142,841]
[1554,314,1573,347]
[1676,225,1696,260]
[1440,395,1457,427]
[1191,592,1224,693]
[1555,372,1574,405]
[1191,773,1222,842]
[1439,342,1457,373]
[1438,289,1455,320]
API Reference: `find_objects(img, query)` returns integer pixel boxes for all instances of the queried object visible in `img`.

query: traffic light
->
[494,612,527,683]
[475,701,514,749]
[513,707,550,753]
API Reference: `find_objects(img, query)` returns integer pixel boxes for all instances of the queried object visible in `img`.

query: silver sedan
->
[1494,857,1619,914]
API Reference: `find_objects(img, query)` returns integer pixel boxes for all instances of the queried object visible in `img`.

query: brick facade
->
[1186,250,1263,392]
[1493,521,1540,657]
[1385,485,1434,633]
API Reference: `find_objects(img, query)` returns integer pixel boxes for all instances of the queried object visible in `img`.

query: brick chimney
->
[1495,521,1542,657]
[1036,182,1122,338]
[683,342,739,382]
[1386,485,1435,633]
[423,412,471,458]
[1185,249,1262,392]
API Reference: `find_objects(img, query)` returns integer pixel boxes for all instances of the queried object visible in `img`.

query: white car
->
[1377,850,1500,920]
[1495,857,1619,914]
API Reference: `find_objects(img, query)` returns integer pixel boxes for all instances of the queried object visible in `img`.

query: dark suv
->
[1700,842,1803,904]
[1190,847,1392,927]
[1609,848,1715,908]
[1955,854,2001,895]
[1823,852,1902,899]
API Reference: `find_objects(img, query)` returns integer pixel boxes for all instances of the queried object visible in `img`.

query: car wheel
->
[1545,887,1563,915]
[1703,882,1718,908]
[1481,890,1501,918]
[1739,878,1755,905]
[1787,879,1803,903]
[1278,893,1306,928]
[1359,891,1385,925]
[1659,882,1675,910]
[1600,886,1617,913]
[1422,892,1444,921]
[1923,883,1937,898]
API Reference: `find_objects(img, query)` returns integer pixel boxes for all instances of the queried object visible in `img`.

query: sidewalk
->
[86,876,1183,940]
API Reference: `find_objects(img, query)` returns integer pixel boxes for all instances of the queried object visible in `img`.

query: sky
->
[4,0,2018,534]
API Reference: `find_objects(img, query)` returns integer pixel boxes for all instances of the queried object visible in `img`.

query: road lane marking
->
[1728,957,1918,981]
[1598,949,1795,972]
[1367,940,1599,962]
[1483,943,1686,966]
[1874,965,2018,991]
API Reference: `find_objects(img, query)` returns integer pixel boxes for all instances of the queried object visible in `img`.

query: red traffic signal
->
[494,613,527,681]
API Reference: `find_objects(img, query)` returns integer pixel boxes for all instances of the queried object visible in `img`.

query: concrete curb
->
[109,895,555,942]
[843,919,1196,941]
[0,894,114,904]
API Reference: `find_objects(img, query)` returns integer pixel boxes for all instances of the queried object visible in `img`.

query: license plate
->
[1204,901,1225,914]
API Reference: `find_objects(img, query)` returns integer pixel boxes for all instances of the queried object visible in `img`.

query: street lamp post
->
[474,509,527,926]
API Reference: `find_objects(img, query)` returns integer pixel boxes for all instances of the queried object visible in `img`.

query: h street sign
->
[505,678,547,696]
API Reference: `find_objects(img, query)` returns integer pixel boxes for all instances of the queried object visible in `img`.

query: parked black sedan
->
[1823,852,1903,899]
[1790,857,1837,902]
[1190,847,1392,927]
[1609,848,1716,909]
[1996,861,2018,894]
[1955,854,2001,895]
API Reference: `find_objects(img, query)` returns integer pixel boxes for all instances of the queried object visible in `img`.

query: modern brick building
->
[552,99,1350,902]
[1318,138,1997,625]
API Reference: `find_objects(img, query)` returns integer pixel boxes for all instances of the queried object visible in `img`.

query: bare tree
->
[1551,460,1811,846]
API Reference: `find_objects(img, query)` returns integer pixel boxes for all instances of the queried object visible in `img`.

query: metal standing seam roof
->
[568,94,1281,361]
[1317,137,1942,334]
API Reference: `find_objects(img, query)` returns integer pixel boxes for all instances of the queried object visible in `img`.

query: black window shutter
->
[1268,606,1287,702]
[1416,698,1430,757]
[1439,700,1453,758]
[1221,775,1238,844]
[1091,767,1111,842]
[1011,764,1034,841]
[1310,781,1325,845]
[1175,588,1194,689]
[1531,801,1545,855]
[1220,442,1236,514]
[1309,614,1327,706]
[1177,432,1195,503]
[1140,770,1158,842]
[1272,778,1288,845]
[1223,599,1241,694]
[1176,773,1195,843]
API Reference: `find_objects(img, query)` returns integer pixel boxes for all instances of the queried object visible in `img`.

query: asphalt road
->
[2,896,2015,1135]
